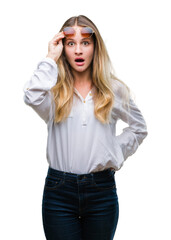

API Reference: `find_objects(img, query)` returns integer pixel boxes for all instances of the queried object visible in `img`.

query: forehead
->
[71,26,84,36]
[72,25,82,30]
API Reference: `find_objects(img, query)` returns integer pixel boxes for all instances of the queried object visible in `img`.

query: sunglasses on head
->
[63,26,94,38]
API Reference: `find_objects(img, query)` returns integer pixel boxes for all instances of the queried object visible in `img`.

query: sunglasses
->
[63,27,94,38]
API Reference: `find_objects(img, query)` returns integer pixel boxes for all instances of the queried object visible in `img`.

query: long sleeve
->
[112,80,148,161]
[23,57,58,123]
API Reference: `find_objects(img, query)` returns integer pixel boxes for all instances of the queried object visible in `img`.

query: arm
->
[23,31,65,123]
[112,80,148,160]
[23,57,58,123]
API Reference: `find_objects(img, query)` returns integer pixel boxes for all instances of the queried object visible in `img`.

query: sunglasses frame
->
[63,26,94,39]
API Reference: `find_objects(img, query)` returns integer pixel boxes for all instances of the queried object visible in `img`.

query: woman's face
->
[64,26,94,74]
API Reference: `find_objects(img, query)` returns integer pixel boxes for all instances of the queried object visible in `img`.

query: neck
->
[72,67,93,87]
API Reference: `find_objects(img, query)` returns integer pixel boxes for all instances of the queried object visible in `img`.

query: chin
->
[75,67,86,72]
[73,64,91,73]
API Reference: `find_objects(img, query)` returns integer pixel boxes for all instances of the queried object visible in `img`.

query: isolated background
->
[0,0,170,239]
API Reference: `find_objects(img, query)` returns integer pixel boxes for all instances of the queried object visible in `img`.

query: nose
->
[75,43,82,54]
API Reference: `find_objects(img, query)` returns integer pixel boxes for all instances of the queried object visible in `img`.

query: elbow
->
[142,120,148,140]
[23,94,38,106]
[23,94,32,106]
[136,128,148,145]
[23,88,35,106]
[23,90,46,106]
[136,117,148,143]
[144,129,148,138]
[141,129,148,142]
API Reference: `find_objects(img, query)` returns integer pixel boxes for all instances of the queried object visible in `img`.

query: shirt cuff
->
[41,57,57,68]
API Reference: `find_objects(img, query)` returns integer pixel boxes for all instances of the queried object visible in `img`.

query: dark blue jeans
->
[42,167,119,240]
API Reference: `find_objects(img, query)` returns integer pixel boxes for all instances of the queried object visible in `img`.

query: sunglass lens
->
[81,27,94,38]
[63,27,75,37]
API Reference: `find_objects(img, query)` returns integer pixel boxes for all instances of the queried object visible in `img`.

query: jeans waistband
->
[47,167,115,181]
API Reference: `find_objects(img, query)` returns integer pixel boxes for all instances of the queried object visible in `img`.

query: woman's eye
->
[68,42,75,46]
[83,41,89,45]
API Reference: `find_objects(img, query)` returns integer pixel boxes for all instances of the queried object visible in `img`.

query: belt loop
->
[63,171,66,181]
[90,173,94,182]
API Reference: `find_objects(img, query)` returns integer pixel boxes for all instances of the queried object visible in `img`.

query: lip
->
[75,62,85,66]
[75,57,85,66]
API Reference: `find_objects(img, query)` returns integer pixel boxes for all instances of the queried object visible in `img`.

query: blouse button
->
[89,93,92,96]
[83,100,86,103]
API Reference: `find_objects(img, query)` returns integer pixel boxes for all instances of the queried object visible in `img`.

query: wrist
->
[46,54,58,63]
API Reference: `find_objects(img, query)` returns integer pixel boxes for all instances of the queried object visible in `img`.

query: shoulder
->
[110,78,130,102]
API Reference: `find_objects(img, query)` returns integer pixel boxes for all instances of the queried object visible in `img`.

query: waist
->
[47,167,115,182]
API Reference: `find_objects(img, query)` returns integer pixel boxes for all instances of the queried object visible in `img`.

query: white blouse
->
[23,57,148,174]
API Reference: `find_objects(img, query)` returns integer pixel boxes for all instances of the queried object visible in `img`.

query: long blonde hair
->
[51,15,130,124]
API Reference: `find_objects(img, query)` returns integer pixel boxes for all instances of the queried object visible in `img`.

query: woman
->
[23,15,148,240]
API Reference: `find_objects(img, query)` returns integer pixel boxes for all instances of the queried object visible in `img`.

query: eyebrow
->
[65,38,91,41]
[82,37,91,40]
[65,38,74,41]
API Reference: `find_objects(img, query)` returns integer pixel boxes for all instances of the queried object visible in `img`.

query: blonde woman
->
[23,15,148,240]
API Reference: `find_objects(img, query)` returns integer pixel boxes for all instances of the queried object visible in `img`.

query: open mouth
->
[75,58,85,62]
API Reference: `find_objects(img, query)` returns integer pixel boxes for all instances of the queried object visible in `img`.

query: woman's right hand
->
[46,31,65,63]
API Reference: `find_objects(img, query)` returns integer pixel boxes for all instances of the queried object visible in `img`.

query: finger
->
[53,32,65,40]
[57,39,63,46]
[52,38,63,46]
[51,36,64,45]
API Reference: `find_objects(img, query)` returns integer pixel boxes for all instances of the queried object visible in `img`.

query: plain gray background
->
[0,0,170,239]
